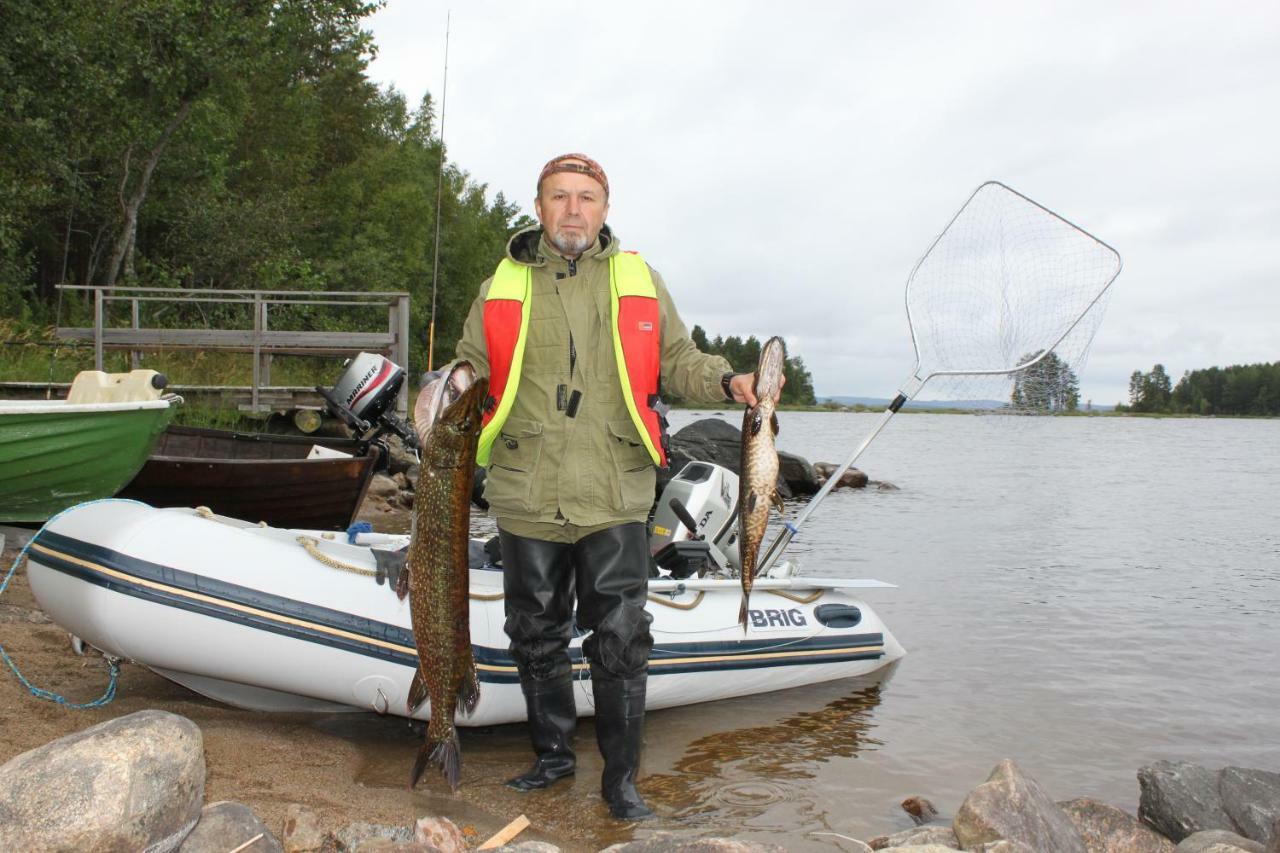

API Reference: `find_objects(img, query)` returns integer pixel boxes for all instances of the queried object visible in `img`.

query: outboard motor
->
[649,462,742,578]
[317,352,419,450]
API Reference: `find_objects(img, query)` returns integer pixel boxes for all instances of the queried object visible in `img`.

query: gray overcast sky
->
[365,1,1279,404]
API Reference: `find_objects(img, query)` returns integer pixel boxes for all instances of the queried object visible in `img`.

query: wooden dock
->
[47,285,411,415]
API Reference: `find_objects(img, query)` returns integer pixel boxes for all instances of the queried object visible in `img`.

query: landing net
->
[903,182,1121,413]
[757,182,1122,575]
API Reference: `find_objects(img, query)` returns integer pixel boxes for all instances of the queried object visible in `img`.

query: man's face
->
[535,167,609,258]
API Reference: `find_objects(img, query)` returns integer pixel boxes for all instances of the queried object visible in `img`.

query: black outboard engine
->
[317,352,419,451]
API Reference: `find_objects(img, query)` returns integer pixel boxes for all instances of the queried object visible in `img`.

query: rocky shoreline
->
[1,705,1276,851]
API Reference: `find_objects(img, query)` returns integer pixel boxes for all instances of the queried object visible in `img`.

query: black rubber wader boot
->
[507,674,577,790]
[499,529,578,792]
[573,524,656,820]
[593,676,654,820]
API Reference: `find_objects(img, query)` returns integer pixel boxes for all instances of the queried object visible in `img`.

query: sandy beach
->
[0,530,628,852]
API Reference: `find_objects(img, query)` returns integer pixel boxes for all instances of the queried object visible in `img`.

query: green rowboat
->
[0,399,174,522]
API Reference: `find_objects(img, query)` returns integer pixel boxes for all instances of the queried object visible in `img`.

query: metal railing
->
[55,285,411,415]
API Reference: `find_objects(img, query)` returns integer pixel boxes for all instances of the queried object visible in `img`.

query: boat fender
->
[814,604,862,629]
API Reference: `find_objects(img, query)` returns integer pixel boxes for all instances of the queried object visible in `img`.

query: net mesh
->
[904,182,1121,414]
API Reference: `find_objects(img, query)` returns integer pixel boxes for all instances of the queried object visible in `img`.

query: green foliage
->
[1167,362,1280,416]
[1,1,523,382]
[1128,364,1174,413]
[1011,350,1080,412]
[687,325,817,405]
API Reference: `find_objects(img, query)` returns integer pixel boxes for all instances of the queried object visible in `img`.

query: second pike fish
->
[403,362,487,790]
[737,336,786,630]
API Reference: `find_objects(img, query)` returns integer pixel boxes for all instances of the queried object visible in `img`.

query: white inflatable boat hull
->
[26,502,904,726]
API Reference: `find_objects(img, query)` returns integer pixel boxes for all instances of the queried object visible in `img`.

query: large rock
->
[356,842,437,853]
[1059,797,1175,852]
[384,435,417,476]
[281,803,327,853]
[599,834,786,852]
[413,815,465,852]
[814,461,870,489]
[333,822,413,852]
[868,824,959,848]
[659,418,821,498]
[952,759,1086,853]
[1220,767,1280,844]
[367,473,401,500]
[1174,829,1265,852]
[0,709,205,853]
[1139,761,1236,842]
[178,801,282,853]
[489,844,561,853]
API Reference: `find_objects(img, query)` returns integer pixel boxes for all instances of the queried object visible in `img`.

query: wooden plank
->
[478,815,530,850]
[56,284,408,299]
[56,327,395,350]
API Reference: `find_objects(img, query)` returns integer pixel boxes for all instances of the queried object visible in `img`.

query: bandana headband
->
[537,153,609,197]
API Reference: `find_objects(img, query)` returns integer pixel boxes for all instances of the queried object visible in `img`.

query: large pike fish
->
[737,337,787,630]
[403,363,487,790]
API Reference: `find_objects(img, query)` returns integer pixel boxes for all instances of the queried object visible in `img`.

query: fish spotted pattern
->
[737,337,787,630]
[405,364,486,790]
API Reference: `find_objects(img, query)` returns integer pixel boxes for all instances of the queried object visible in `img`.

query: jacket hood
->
[505,223,618,266]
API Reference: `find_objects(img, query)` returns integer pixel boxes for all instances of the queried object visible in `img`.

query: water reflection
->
[643,671,892,829]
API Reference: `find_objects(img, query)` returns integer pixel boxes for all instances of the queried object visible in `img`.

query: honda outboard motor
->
[317,352,419,450]
[649,462,742,578]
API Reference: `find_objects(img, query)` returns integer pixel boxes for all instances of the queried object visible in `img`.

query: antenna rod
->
[426,11,451,371]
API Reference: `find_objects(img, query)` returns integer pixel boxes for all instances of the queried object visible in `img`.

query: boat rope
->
[295,536,378,577]
[765,588,825,604]
[646,590,706,611]
[194,505,268,528]
[0,499,136,709]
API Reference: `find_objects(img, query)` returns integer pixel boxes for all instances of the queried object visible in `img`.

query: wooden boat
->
[118,425,381,531]
[26,501,903,725]
[0,370,175,523]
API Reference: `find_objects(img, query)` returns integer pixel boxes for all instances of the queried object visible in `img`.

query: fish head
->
[427,371,491,466]
[753,336,787,402]
[414,361,478,446]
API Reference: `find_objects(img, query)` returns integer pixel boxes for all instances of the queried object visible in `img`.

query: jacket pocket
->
[486,416,544,513]
[607,419,655,513]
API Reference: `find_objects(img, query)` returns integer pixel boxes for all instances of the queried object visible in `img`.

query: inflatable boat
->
[25,498,903,726]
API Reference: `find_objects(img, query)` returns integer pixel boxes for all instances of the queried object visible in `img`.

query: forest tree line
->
[0,0,527,376]
[0,1,811,387]
[689,327,817,405]
[1120,362,1280,416]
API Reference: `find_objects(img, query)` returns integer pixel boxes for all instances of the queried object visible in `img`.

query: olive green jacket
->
[455,224,732,527]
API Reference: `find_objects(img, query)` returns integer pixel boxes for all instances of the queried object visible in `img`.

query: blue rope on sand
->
[0,499,141,709]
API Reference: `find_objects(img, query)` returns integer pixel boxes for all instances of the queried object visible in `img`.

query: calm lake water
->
[588,409,1280,848]
[293,409,1280,848]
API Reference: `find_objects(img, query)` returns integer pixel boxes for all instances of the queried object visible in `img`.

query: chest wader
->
[499,522,655,819]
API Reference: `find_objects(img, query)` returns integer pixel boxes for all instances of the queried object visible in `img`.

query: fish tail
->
[410,728,462,791]
[738,589,751,633]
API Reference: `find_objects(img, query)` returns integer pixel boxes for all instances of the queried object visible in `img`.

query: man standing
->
[455,153,759,820]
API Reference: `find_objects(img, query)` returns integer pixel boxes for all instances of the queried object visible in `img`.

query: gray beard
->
[548,229,591,257]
